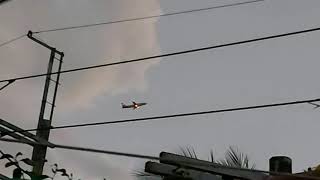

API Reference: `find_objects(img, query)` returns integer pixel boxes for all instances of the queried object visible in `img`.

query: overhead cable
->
[2,97,319,135]
[0,34,26,49]
[0,79,15,92]
[0,0,263,48]
[0,137,159,160]
[1,26,320,83]
[33,0,264,34]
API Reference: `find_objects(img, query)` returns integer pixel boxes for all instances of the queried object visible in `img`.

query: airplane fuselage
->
[122,102,147,109]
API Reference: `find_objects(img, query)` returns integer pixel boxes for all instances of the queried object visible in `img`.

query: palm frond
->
[218,146,255,169]
[179,146,198,159]
[209,150,215,163]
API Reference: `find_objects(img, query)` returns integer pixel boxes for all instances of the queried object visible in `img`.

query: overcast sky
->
[1,0,320,179]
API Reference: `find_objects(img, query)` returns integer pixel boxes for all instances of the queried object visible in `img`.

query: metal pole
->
[31,49,55,176]
[27,31,63,177]
[49,53,63,121]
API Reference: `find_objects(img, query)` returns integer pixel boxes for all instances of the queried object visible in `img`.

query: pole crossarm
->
[0,119,54,148]
[27,31,63,56]
[0,126,35,146]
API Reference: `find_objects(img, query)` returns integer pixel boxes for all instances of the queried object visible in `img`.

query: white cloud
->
[58,22,161,110]
[0,1,162,179]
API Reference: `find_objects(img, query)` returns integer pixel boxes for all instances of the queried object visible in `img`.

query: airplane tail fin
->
[121,103,126,108]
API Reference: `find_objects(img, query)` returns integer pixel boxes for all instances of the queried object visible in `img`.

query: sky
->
[1,0,320,179]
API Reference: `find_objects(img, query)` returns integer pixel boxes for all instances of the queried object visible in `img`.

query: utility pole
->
[27,31,64,176]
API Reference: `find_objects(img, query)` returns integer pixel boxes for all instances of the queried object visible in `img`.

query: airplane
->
[308,102,320,109]
[121,101,147,109]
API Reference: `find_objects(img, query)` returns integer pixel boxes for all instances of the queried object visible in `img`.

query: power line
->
[0,138,319,180]
[0,34,26,49]
[2,97,319,135]
[33,0,264,34]
[0,79,15,92]
[0,137,159,160]
[1,26,320,83]
[0,0,262,48]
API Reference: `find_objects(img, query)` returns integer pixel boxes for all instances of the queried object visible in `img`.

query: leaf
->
[218,146,255,169]
[61,172,69,177]
[0,153,13,159]
[24,171,34,177]
[179,146,197,159]
[20,158,35,166]
[56,168,67,174]
[52,168,56,174]
[5,161,18,168]
[12,168,23,178]
[15,152,23,159]
[209,150,215,163]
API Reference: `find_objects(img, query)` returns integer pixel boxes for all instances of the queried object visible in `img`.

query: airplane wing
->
[137,103,147,106]
[122,103,134,108]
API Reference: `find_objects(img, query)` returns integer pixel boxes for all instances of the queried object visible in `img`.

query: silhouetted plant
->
[134,146,255,179]
[218,146,255,169]
[0,150,73,180]
[0,150,108,179]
